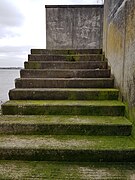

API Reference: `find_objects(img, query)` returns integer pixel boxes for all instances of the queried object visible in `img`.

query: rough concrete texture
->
[0,161,135,179]
[46,5,103,49]
[24,61,108,69]
[31,48,102,54]
[20,69,111,78]
[15,78,114,88]
[0,115,131,136]
[28,54,103,61]
[2,100,125,116]
[103,0,135,133]
[9,88,118,100]
[0,135,134,161]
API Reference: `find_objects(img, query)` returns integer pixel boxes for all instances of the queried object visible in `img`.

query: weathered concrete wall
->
[103,0,135,131]
[46,5,103,49]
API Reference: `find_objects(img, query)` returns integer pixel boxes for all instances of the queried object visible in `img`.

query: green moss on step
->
[0,135,134,150]
[0,161,135,179]
[0,115,131,136]
[65,55,74,61]
[25,62,41,69]
[0,115,131,125]
[0,135,135,161]
[72,55,80,61]
[2,100,125,116]
[129,106,135,138]
[10,88,119,100]
[2,100,124,106]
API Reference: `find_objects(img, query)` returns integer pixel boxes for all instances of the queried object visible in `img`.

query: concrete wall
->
[103,0,135,130]
[46,5,103,49]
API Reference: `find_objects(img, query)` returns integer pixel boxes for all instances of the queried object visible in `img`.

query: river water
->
[0,69,20,106]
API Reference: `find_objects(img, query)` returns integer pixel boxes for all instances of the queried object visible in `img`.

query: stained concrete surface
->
[46,5,103,49]
[103,0,135,135]
[0,161,135,179]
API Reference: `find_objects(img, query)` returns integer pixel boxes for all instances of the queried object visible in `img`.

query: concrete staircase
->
[1,49,135,163]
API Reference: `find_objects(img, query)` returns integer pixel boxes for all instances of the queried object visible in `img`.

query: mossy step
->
[2,100,125,116]
[15,78,114,88]
[28,54,103,61]
[24,61,107,69]
[0,135,135,161]
[31,48,102,55]
[0,161,135,179]
[0,115,131,135]
[9,88,119,100]
[20,69,111,78]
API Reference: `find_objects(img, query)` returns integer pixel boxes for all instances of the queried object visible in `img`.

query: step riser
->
[0,124,131,136]
[0,149,135,162]
[9,90,119,100]
[20,69,111,78]
[31,49,102,55]
[2,105,125,116]
[24,61,108,70]
[28,55,103,61]
[15,79,114,88]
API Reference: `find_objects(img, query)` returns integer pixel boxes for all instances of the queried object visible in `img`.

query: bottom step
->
[0,161,135,179]
[0,135,135,162]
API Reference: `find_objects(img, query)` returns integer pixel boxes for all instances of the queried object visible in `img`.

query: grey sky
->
[0,0,23,39]
[0,0,103,67]
[0,0,23,27]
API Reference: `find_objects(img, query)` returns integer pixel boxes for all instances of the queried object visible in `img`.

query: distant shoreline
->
[0,67,22,70]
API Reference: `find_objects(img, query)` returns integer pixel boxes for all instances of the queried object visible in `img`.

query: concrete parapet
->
[46,5,103,49]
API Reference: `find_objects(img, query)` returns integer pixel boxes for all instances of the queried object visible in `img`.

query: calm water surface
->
[0,69,20,105]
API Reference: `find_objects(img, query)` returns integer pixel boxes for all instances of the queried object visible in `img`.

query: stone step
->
[0,161,135,179]
[31,48,102,55]
[20,69,111,78]
[0,116,131,136]
[15,78,114,88]
[0,135,134,161]
[28,54,103,61]
[2,100,125,116]
[9,88,119,100]
[24,61,108,69]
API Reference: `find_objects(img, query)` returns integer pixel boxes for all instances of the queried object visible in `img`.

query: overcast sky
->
[0,0,103,67]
